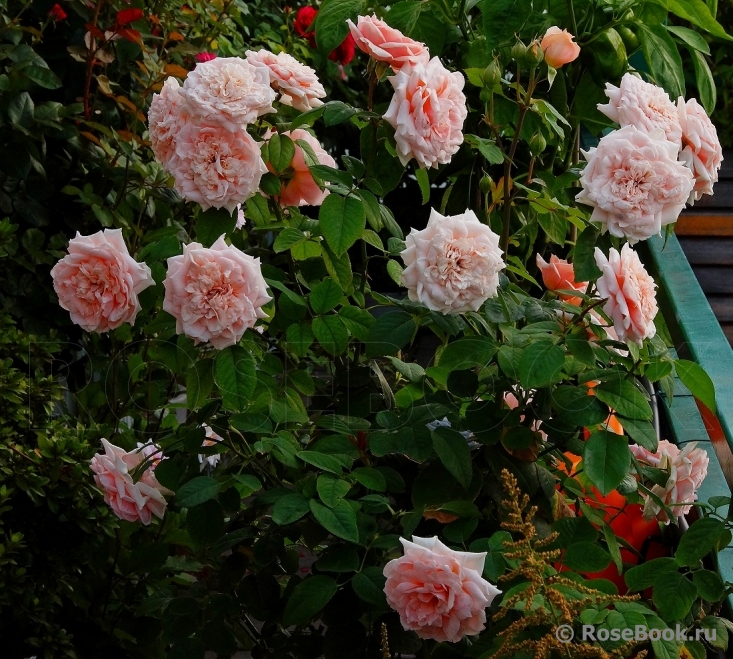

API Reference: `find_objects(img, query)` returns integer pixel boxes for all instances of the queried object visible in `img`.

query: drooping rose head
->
[632,441,709,523]
[90,439,169,525]
[275,128,335,207]
[246,49,326,112]
[167,116,268,212]
[576,125,694,242]
[51,229,154,333]
[598,73,682,146]
[294,6,317,48]
[347,15,429,70]
[540,26,580,68]
[535,254,587,300]
[677,97,724,204]
[148,76,189,168]
[383,536,501,642]
[163,236,271,349]
[180,56,276,130]
[594,244,658,346]
[401,208,505,314]
[383,57,467,169]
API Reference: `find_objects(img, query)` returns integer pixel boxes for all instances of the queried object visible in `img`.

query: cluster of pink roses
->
[148,50,334,212]
[578,73,723,243]
[348,15,468,169]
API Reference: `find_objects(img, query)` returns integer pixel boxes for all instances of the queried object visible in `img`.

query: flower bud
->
[525,40,544,68]
[482,60,502,89]
[529,133,546,156]
[479,174,493,194]
[479,87,493,104]
[511,40,527,62]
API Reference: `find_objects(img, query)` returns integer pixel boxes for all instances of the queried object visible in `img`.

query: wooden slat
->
[687,182,733,209]
[689,266,733,294]
[677,237,733,266]
[676,214,733,236]
[708,298,733,322]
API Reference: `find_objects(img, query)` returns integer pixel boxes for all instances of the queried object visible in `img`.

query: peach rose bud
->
[383,536,501,642]
[535,254,587,300]
[540,26,580,68]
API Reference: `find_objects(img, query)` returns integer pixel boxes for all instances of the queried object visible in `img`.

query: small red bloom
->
[49,3,67,21]
[116,8,144,26]
[329,33,355,66]
[195,52,217,63]
[294,6,317,48]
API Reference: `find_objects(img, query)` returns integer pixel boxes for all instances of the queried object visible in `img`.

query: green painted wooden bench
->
[642,233,733,613]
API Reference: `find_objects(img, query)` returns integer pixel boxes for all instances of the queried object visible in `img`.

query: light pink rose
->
[598,73,683,146]
[576,125,694,242]
[594,244,658,346]
[276,128,335,207]
[148,77,189,168]
[90,439,169,525]
[51,229,154,333]
[180,56,276,130]
[245,49,326,112]
[383,536,501,642]
[677,97,724,204]
[401,208,505,314]
[167,117,268,212]
[347,15,429,70]
[540,27,580,68]
[631,440,709,523]
[163,236,271,349]
[383,57,467,169]
[235,203,246,229]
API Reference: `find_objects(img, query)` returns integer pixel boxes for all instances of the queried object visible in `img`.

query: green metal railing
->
[642,232,733,612]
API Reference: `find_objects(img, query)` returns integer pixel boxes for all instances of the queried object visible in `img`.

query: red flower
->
[294,6,317,48]
[116,8,144,26]
[48,3,67,21]
[195,52,217,63]
[329,32,355,66]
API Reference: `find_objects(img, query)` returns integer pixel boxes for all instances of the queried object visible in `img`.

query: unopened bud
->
[525,40,544,68]
[479,175,493,194]
[511,40,527,62]
[529,132,546,156]
[482,59,502,89]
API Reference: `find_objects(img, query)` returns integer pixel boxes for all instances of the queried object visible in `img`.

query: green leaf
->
[310,278,343,314]
[595,379,653,421]
[625,557,679,591]
[639,23,685,99]
[351,467,387,491]
[518,340,565,389]
[310,499,359,542]
[352,567,387,606]
[312,315,349,355]
[564,542,612,573]
[552,386,608,427]
[317,474,351,507]
[365,310,416,357]
[316,546,360,572]
[26,65,62,89]
[322,243,353,290]
[283,575,338,626]
[431,427,473,489]
[186,358,214,410]
[692,569,725,601]
[195,208,236,247]
[177,476,221,508]
[310,164,353,188]
[286,322,314,357]
[654,0,732,40]
[187,499,225,545]
[319,194,366,256]
[667,25,711,54]
[215,346,256,413]
[676,517,726,566]
[387,357,425,383]
[603,525,624,575]
[273,227,307,253]
[314,0,366,57]
[620,416,658,451]
[653,571,697,620]
[415,167,430,204]
[481,0,531,51]
[272,493,310,525]
[439,337,497,370]
[690,49,716,115]
[464,134,504,164]
[573,225,602,281]
[584,430,631,496]
[297,451,344,475]
[386,259,403,286]
[267,133,296,173]
[675,359,716,413]
[7,92,34,126]
[338,306,375,341]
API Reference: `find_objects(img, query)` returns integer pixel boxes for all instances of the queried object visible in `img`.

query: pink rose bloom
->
[383,57,467,169]
[576,125,694,242]
[383,536,501,642]
[148,77,189,168]
[598,74,682,146]
[276,128,335,207]
[51,229,154,333]
[594,244,658,346]
[347,15,429,70]
[168,117,268,212]
[677,97,724,204]
[90,439,169,525]
[245,49,326,112]
[235,203,246,229]
[540,27,580,68]
[180,56,276,130]
[163,236,271,349]
[401,208,504,314]
[535,254,587,299]
[195,52,216,63]
[631,440,709,523]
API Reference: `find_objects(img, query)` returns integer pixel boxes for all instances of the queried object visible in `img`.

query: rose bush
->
[1,0,732,657]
